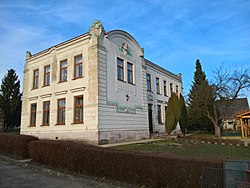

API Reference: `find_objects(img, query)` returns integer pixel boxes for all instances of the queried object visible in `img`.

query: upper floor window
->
[33,69,39,89]
[157,105,162,124]
[60,60,67,82]
[74,55,82,79]
[44,65,50,86]
[127,62,133,84]
[117,58,124,81]
[156,77,160,94]
[30,103,37,126]
[146,74,151,91]
[176,85,179,95]
[164,80,167,96]
[43,101,50,126]
[170,83,173,93]
[74,95,83,124]
[57,98,66,124]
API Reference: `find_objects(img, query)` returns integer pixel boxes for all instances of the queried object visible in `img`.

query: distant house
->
[219,98,249,130]
[0,107,4,132]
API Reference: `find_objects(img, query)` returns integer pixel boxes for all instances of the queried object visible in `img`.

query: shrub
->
[0,133,38,159]
[29,140,222,187]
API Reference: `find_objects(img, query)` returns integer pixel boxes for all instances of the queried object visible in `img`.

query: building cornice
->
[145,59,182,82]
[26,32,90,61]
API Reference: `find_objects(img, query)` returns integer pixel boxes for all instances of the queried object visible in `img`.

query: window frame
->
[146,73,151,91]
[30,103,37,127]
[44,65,50,86]
[57,98,66,125]
[42,101,50,126]
[74,55,83,79]
[74,95,84,124]
[117,58,124,81]
[127,62,134,84]
[59,59,67,82]
[33,69,39,89]
[163,80,167,96]
[170,83,173,93]
[156,77,160,94]
[157,105,162,124]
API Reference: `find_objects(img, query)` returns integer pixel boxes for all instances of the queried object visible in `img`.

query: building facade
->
[20,20,182,144]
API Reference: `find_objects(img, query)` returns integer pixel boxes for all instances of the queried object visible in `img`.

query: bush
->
[0,133,38,159]
[29,140,222,187]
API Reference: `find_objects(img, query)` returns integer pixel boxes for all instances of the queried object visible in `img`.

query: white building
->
[20,20,182,144]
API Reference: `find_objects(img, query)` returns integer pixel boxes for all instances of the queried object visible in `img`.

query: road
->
[0,158,135,188]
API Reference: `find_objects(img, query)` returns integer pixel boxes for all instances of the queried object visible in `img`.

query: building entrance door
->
[148,104,153,134]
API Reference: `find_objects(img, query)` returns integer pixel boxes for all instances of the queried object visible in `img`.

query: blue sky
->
[0,0,250,98]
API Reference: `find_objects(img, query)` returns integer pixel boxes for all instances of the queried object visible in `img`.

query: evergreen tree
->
[0,69,22,130]
[165,92,179,134]
[179,94,188,134]
[188,59,213,132]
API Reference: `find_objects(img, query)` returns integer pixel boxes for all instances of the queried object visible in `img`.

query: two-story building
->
[20,20,182,144]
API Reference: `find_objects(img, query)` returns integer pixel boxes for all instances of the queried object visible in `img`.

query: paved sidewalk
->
[0,156,136,188]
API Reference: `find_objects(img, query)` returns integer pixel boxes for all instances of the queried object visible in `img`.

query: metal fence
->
[201,167,250,188]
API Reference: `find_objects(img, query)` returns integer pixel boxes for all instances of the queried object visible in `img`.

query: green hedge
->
[29,140,222,187]
[0,133,38,159]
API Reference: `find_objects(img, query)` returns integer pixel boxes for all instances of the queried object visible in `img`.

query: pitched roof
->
[219,98,249,119]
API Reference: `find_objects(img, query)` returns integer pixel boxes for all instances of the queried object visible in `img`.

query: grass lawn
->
[113,139,250,160]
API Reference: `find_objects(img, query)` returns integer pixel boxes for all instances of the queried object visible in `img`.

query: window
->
[57,98,66,124]
[170,83,173,93]
[30,103,37,126]
[74,55,82,79]
[156,77,160,94]
[44,65,50,86]
[157,105,162,124]
[127,62,133,84]
[117,58,124,81]
[33,69,39,89]
[165,106,167,121]
[42,101,50,125]
[146,74,151,91]
[164,80,167,96]
[74,95,83,123]
[60,60,67,82]
[176,85,179,95]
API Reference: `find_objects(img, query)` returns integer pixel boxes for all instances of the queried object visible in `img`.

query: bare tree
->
[213,64,250,119]
[201,64,250,137]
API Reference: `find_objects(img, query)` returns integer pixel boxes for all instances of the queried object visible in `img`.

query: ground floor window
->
[74,95,83,123]
[43,101,50,125]
[157,105,162,124]
[57,98,66,124]
[30,103,37,126]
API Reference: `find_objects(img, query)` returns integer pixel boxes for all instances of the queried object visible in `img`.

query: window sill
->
[157,92,161,95]
[72,76,84,80]
[118,79,126,83]
[55,123,65,126]
[71,122,84,125]
[40,124,49,126]
[31,88,38,90]
[28,125,36,127]
[58,81,67,84]
[42,84,50,88]
[128,82,135,86]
